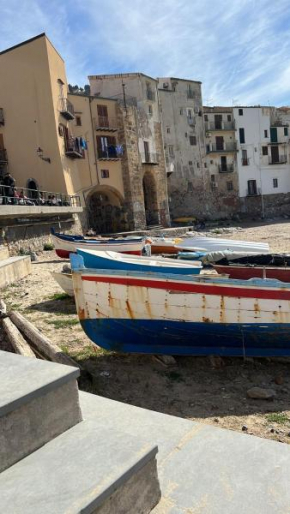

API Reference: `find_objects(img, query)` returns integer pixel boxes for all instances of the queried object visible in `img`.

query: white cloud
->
[1,0,290,105]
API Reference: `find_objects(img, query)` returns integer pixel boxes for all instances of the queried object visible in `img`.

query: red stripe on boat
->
[81,275,290,301]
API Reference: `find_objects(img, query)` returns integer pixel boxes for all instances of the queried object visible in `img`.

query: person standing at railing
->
[2,173,16,204]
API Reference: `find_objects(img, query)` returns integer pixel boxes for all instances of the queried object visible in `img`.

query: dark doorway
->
[271,146,279,164]
[214,115,222,130]
[220,156,227,172]
[216,136,224,151]
[27,179,38,199]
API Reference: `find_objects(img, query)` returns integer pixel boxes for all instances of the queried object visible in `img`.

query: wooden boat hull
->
[71,255,290,357]
[51,272,74,297]
[213,264,290,282]
[52,233,145,258]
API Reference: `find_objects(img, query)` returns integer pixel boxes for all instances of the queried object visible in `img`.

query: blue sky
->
[1,0,290,106]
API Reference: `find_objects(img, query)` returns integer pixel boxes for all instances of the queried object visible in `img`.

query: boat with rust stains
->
[76,248,202,275]
[51,228,145,258]
[213,254,290,282]
[71,253,290,357]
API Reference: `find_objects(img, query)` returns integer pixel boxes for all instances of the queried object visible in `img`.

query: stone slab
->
[0,419,160,514]
[0,205,83,219]
[0,350,80,416]
[0,255,31,288]
[80,392,290,514]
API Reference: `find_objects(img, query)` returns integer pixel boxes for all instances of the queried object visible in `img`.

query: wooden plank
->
[2,317,36,358]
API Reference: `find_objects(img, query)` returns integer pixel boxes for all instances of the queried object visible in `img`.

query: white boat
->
[51,272,74,297]
[176,236,270,254]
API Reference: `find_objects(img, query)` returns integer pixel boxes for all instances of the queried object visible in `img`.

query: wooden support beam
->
[2,317,36,358]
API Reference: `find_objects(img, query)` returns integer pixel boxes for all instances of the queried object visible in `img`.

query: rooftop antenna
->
[122,80,127,114]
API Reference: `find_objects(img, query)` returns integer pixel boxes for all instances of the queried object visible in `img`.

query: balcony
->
[95,116,118,132]
[146,90,155,101]
[218,164,234,173]
[65,138,84,159]
[0,149,8,163]
[206,142,237,154]
[60,98,75,121]
[0,108,4,126]
[269,155,287,165]
[97,147,122,161]
[241,158,249,166]
[141,152,159,165]
[205,121,235,131]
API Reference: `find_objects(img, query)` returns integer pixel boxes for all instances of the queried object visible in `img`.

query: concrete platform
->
[0,255,31,288]
[0,351,82,472]
[80,392,290,514]
[0,205,83,219]
[0,419,160,513]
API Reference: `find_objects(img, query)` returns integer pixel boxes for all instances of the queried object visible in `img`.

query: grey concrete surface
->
[80,391,290,514]
[0,255,31,289]
[0,419,159,514]
[0,205,82,219]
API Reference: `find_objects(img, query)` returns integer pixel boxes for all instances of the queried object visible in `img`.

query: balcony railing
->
[65,137,84,159]
[269,155,287,165]
[205,121,235,131]
[241,158,249,166]
[141,152,159,164]
[218,164,234,173]
[95,116,118,132]
[0,149,8,163]
[60,98,75,121]
[146,90,155,101]
[206,142,237,153]
[0,185,81,207]
[97,146,123,160]
[0,108,4,126]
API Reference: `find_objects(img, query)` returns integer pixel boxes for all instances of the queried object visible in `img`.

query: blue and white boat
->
[76,248,202,275]
[71,253,290,357]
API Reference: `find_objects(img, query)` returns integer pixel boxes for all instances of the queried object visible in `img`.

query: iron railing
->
[97,145,124,159]
[218,164,234,173]
[205,121,235,131]
[0,185,81,207]
[206,142,237,153]
[65,137,84,158]
[141,152,159,164]
[0,149,8,162]
[269,155,287,164]
[0,108,4,126]
[60,98,75,120]
[95,116,118,130]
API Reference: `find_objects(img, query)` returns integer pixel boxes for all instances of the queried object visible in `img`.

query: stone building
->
[88,73,170,227]
[157,77,207,219]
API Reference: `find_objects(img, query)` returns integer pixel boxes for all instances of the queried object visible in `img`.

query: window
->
[187,85,195,99]
[239,109,243,116]
[273,178,278,188]
[187,182,193,192]
[262,146,268,156]
[204,115,208,122]
[227,115,231,122]
[188,160,193,165]
[264,129,268,138]
[148,105,153,115]
[242,149,248,165]
[284,127,289,136]
[227,181,233,191]
[211,174,216,182]
[76,116,82,126]
[96,135,117,158]
[189,135,197,146]
[239,128,245,144]
[204,162,207,168]
[248,180,257,196]
[97,105,109,127]
[197,162,200,168]
[101,169,110,178]
[168,145,174,157]
[180,108,183,115]
[185,132,188,138]
[210,160,213,164]
[187,109,193,119]
[166,127,170,133]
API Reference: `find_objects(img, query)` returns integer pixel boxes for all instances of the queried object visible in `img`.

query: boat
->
[176,236,270,254]
[51,272,74,297]
[77,249,202,275]
[71,253,290,357]
[213,254,290,282]
[51,229,146,258]
[150,237,183,255]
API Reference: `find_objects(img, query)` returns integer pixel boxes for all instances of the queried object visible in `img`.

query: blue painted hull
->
[81,319,290,357]
[78,250,201,275]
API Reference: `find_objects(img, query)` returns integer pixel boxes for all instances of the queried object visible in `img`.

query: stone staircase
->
[0,351,160,513]
[0,245,31,289]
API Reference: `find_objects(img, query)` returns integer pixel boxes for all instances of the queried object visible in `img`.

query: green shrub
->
[43,242,54,251]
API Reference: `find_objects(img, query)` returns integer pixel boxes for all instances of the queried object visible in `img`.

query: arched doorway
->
[26,178,38,199]
[86,187,126,234]
[143,172,159,226]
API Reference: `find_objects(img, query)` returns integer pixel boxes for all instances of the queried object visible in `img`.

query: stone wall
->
[240,192,290,218]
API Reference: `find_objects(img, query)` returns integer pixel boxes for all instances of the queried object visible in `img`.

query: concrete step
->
[0,245,9,260]
[0,255,31,289]
[0,418,160,514]
[0,351,82,472]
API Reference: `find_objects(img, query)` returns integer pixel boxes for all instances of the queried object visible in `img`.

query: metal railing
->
[65,137,84,158]
[205,121,235,131]
[0,185,81,207]
[241,158,249,166]
[206,142,237,153]
[141,152,159,164]
[95,116,118,130]
[97,145,124,159]
[0,149,8,162]
[60,98,75,120]
[218,164,234,173]
[0,108,4,126]
[269,155,287,164]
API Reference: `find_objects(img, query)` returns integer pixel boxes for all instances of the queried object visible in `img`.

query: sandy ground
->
[2,219,290,444]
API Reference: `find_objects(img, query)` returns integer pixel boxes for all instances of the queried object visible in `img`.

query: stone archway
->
[26,178,39,199]
[86,186,127,234]
[143,172,160,226]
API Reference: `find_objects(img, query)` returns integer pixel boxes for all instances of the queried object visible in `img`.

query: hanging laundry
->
[116,144,124,156]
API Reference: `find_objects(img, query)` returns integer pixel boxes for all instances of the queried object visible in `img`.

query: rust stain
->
[126,299,135,319]
[219,296,225,323]
[78,307,85,320]
[202,317,211,323]
[145,300,152,318]
[253,300,260,313]
[108,289,114,308]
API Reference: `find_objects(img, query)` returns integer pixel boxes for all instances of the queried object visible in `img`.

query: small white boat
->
[176,236,270,255]
[51,272,74,297]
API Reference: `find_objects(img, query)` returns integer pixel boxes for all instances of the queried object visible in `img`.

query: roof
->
[0,33,64,62]
[88,72,157,82]
[158,77,202,85]
[68,92,118,102]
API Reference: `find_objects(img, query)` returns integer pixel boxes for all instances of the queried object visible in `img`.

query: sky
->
[1,0,290,106]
